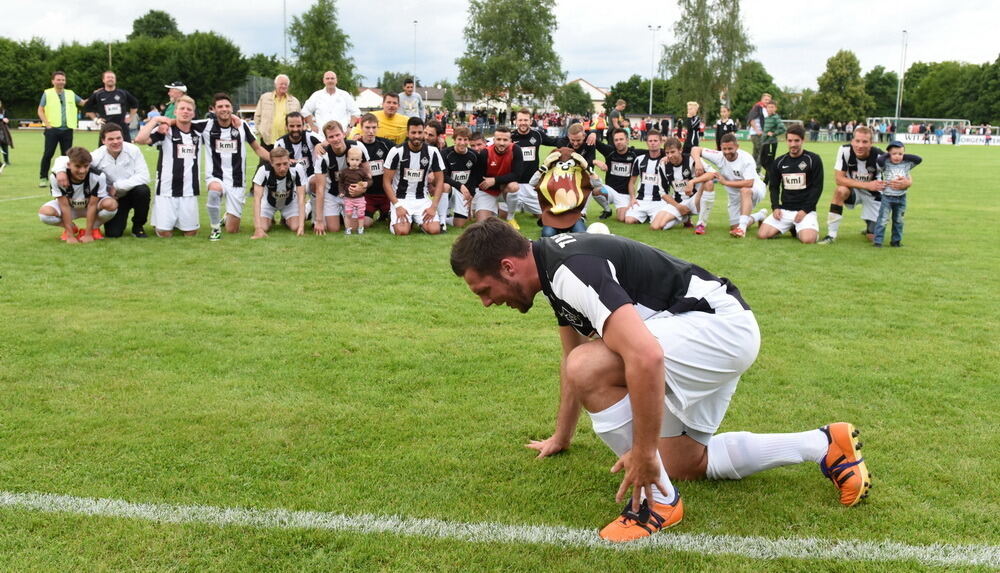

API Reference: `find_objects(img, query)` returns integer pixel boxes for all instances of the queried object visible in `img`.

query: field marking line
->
[0,194,47,202]
[1,490,997,567]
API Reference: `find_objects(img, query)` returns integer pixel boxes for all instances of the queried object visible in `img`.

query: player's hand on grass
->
[314,221,326,235]
[525,435,570,459]
[79,233,93,244]
[296,224,304,237]
[251,230,267,239]
[612,449,667,513]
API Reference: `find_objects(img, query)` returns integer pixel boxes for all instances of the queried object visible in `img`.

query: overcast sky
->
[6,0,998,92]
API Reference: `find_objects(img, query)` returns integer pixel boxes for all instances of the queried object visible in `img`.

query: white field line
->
[0,194,47,202]
[1,491,998,567]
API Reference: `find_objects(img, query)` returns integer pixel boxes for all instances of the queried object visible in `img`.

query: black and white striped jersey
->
[384,143,444,200]
[253,164,304,208]
[533,233,750,337]
[658,155,698,201]
[317,140,368,196]
[632,151,666,201]
[275,132,324,177]
[49,156,108,208]
[200,119,256,189]
[357,136,395,196]
[149,123,208,197]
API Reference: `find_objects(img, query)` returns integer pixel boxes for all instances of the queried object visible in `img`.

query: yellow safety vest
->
[44,88,78,129]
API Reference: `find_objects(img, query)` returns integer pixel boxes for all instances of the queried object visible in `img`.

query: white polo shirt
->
[301,88,361,131]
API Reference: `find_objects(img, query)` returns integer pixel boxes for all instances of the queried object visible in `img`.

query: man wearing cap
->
[301,71,360,134]
[163,81,187,119]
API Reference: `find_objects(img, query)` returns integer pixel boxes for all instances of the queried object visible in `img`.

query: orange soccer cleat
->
[598,493,683,542]
[820,422,871,507]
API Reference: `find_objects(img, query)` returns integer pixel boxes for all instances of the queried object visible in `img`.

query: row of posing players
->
[40,95,917,245]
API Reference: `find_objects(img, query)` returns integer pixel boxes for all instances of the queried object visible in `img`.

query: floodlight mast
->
[894,30,908,125]
[648,25,662,116]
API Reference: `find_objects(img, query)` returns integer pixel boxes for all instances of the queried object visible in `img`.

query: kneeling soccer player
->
[250,147,306,239]
[451,219,872,542]
[38,146,117,243]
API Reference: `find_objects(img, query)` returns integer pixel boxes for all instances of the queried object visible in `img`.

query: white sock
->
[827,212,842,238]
[589,395,676,505]
[753,209,767,223]
[39,214,62,226]
[97,209,118,224]
[206,190,223,228]
[739,215,751,231]
[705,430,827,480]
[505,193,520,220]
[698,191,714,225]
[661,219,679,230]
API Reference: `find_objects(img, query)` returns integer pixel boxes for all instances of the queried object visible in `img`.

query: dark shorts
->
[365,194,391,219]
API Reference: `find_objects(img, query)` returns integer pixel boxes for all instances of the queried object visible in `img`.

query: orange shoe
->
[91,228,105,240]
[60,226,80,241]
[75,228,87,239]
[820,423,871,507]
[598,493,683,542]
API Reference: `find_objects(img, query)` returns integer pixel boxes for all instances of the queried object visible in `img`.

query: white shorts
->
[206,179,247,218]
[451,186,471,218]
[41,199,88,221]
[472,190,500,214]
[317,193,344,218]
[390,197,437,232]
[726,179,766,226]
[660,195,700,221]
[625,199,667,223]
[153,196,200,232]
[516,183,542,215]
[646,310,760,434]
[260,198,300,221]
[848,188,882,221]
[608,187,631,209]
[761,210,819,233]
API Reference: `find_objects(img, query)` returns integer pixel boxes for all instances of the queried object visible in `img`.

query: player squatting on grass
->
[451,218,872,542]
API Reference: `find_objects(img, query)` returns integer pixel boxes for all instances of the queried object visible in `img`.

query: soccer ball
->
[587,222,611,235]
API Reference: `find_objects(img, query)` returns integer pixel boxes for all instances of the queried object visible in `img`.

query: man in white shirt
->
[301,71,360,134]
[691,134,768,238]
[54,122,150,238]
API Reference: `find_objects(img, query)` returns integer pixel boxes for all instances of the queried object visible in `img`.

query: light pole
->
[413,20,418,83]
[893,29,908,125]
[283,0,288,63]
[648,25,661,116]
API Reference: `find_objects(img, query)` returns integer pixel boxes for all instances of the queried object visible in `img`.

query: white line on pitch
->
[0,490,996,567]
[0,194,46,202]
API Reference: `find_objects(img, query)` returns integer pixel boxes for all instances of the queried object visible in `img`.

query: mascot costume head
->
[535,147,593,229]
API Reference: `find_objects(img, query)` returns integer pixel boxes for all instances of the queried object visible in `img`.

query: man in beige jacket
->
[253,74,301,149]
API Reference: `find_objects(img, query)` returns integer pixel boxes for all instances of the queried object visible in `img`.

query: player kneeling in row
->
[757,125,823,243]
[383,117,445,236]
[691,134,768,238]
[38,147,118,243]
[650,137,716,232]
[251,147,306,239]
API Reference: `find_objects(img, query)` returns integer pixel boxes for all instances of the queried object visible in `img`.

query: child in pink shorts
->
[339,147,372,235]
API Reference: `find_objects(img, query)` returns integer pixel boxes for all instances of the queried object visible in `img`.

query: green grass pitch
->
[0,130,997,571]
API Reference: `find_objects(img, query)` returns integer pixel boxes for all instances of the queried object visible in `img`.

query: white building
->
[567,78,610,114]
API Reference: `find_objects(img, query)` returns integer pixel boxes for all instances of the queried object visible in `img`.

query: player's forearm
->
[382,171,397,203]
[58,197,73,230]
[625,361,665,455]
[85,199,98,231]
[553,359,582,441]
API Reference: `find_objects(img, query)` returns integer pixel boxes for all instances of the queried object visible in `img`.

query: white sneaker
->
[357,227,364,235]
[345,228,352,235]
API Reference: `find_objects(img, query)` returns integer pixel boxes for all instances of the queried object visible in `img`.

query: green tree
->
[809,50,874,122]
[660,0,753,110]
[376,71,416,94]
[287,0,357,94]
[909,61,983,120]
[730,60,780,122]
[247,53,284,79]
[864,65,899,117]
[113,35,184,113]
[604,74,676,116]
[978,55,1000,123]
[128,10,182,40]
[178,32,249,112]
[455,0,564,112]
[553,82,593,116]
[0,37,53,116]
[779,88,814,122]
[441,87,457,113]
[900,61,932,116]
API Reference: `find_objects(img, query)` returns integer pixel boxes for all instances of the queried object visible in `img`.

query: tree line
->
[1,1,996,127]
